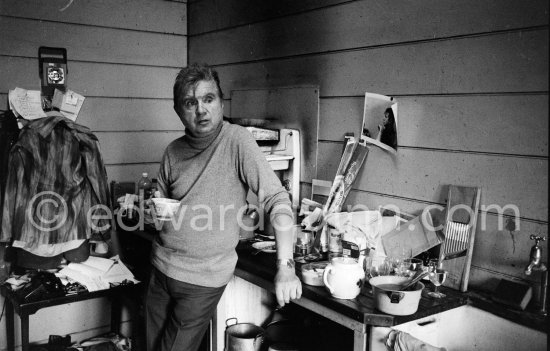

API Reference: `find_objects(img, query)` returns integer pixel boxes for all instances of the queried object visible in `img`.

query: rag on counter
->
[1,113,111,257]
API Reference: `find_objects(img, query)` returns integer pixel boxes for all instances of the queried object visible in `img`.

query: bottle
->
[137,172,152,202]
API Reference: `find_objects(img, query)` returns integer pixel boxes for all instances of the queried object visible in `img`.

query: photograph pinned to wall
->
[360,92,398,154]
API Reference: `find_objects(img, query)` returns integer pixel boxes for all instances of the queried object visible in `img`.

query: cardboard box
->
[381,211,441,258]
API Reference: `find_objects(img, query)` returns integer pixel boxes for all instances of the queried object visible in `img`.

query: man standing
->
[146,63,302,351]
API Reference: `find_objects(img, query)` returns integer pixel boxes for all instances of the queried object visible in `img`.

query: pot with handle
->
[225,318,265,351]
[323,257,364,299]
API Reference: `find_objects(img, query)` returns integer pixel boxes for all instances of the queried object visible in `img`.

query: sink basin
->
[370,305,547,351]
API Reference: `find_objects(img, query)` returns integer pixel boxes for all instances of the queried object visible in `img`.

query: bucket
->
[225,318,264,351]
[369,276,424,316]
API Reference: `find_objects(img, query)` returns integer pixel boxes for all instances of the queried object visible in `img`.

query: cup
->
[151,198,180,219]
[396,258,424,277]
[428,258,442,273]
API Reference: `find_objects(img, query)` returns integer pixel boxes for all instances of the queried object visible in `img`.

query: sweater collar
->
[183,121,224,150]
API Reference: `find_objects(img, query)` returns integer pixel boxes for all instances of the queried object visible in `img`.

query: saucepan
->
[369,275,424,316]
[225,318,264,351]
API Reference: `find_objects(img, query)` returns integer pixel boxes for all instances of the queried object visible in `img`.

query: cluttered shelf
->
[0,281,142,317]
[1,281,142,351]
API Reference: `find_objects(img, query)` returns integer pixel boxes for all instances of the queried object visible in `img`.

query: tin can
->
[294,228,313,256]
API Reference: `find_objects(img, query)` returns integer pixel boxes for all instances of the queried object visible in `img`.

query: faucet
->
[524,235,547,315]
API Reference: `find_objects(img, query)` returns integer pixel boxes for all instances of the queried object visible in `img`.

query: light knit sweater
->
[152,121,293,287]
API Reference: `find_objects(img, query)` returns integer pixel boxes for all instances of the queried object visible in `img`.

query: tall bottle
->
[137,172,152,202]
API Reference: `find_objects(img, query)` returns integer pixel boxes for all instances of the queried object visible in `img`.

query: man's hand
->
[274,259,302,307]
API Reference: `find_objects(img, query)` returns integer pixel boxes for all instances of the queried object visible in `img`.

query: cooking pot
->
[225,318,264,351]
[369,276,424,316]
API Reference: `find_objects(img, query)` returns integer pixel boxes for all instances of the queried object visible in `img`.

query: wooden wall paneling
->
[106,163,161,184]
[96,131,182,164]
[1,57,180,98]
[397,95,549,156]
[0,96,182,132]
[316,142,548,221]
[319,97,364,141]
[0,17,186,67]
[470,216,547,285]
[319,95,549,156]
[210,30,548,97]
[78,98,183,132]
[188,0,349,35]
[230,87,320,182]
[189,0,549,65]
[0,0,187,35]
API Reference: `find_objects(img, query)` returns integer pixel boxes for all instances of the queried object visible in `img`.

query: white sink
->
[370,305,547,350]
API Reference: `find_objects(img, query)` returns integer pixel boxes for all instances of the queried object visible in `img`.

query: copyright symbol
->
[27,191,68,232]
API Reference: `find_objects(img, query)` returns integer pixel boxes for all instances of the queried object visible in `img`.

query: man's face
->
[177,80,224,137]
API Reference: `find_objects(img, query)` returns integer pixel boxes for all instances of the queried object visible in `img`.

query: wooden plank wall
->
[188,0,549,292]
[0,0,187,184]
[0,0,186,346]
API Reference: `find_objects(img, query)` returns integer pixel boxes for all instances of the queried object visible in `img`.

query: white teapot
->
[323,257,364,299]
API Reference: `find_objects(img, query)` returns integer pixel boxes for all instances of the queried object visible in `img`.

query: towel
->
[386,330,447,351]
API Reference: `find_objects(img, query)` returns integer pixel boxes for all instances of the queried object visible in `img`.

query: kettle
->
[323,257,364,299]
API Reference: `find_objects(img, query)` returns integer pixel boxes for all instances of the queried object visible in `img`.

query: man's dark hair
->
[173,63,224,113]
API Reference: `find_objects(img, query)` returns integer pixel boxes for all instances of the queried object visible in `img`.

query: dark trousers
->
[145,267,226,351]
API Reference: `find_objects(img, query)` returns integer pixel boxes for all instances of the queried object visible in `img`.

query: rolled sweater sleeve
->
[233,127,294,221]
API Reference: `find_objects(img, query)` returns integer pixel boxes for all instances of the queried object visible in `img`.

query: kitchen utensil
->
[439,185,481,292]
[323,257,364,299]
[225,318,264,351]
[399,271,429,291]
[370,275,425,316]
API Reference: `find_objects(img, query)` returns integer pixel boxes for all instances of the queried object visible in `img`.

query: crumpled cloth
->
[386,330,447,351]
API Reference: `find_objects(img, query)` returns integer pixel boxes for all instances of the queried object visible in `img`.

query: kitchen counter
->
[235,241,468,328]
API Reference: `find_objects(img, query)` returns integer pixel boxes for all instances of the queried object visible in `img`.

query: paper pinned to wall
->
[52,88,85,121]
[8,88,47,120]
[360,92,398,154]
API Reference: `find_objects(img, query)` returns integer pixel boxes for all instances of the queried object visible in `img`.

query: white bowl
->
[151,198,180,219]
[300,262,328,286]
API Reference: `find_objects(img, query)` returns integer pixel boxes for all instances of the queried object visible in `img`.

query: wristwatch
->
[276,258,295,270]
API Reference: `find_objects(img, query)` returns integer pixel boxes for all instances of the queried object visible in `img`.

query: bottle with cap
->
[137,172,152,202]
